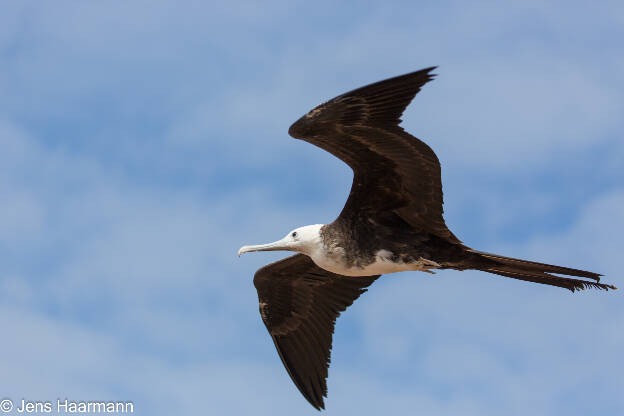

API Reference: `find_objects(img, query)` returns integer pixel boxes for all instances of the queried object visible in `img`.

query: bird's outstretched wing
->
[288,67,460,243]
[253,254,378,410]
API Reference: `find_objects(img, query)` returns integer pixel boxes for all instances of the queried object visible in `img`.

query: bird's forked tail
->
[468,249,616,292]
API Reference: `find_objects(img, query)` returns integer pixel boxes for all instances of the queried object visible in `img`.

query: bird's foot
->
[419,257,441,275]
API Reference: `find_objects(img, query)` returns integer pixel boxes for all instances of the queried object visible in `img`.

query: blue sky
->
[1,1,623,414]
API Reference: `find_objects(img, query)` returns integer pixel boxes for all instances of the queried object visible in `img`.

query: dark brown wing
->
[288,67,460,243]
[253,254,378,410]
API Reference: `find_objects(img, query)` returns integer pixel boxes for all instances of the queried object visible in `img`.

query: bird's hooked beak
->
[238,237,292,256]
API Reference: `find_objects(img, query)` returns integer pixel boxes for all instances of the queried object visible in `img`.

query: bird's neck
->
[307,224,350,271]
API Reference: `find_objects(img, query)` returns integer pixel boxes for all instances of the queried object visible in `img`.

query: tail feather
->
[468,250,616,292]
[486,267,615,292]
[470,249,602,281]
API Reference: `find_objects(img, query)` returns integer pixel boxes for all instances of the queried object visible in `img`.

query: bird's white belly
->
[311,249,439,276]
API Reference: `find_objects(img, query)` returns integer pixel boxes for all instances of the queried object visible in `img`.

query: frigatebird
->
[238,67,616,410]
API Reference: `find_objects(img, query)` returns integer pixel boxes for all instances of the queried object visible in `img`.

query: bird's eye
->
[292,232,298,238]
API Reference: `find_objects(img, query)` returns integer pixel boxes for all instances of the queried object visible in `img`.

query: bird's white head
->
[238,224,323,257]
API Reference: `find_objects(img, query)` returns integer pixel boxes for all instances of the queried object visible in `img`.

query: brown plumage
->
[254,254,377,410]
[289,67,458,243]
[242,67,616,410]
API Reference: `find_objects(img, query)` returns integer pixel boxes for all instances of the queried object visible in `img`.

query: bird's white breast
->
[310,249,438,276]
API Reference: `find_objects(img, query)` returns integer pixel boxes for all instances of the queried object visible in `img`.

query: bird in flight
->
[238,67,616,410]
